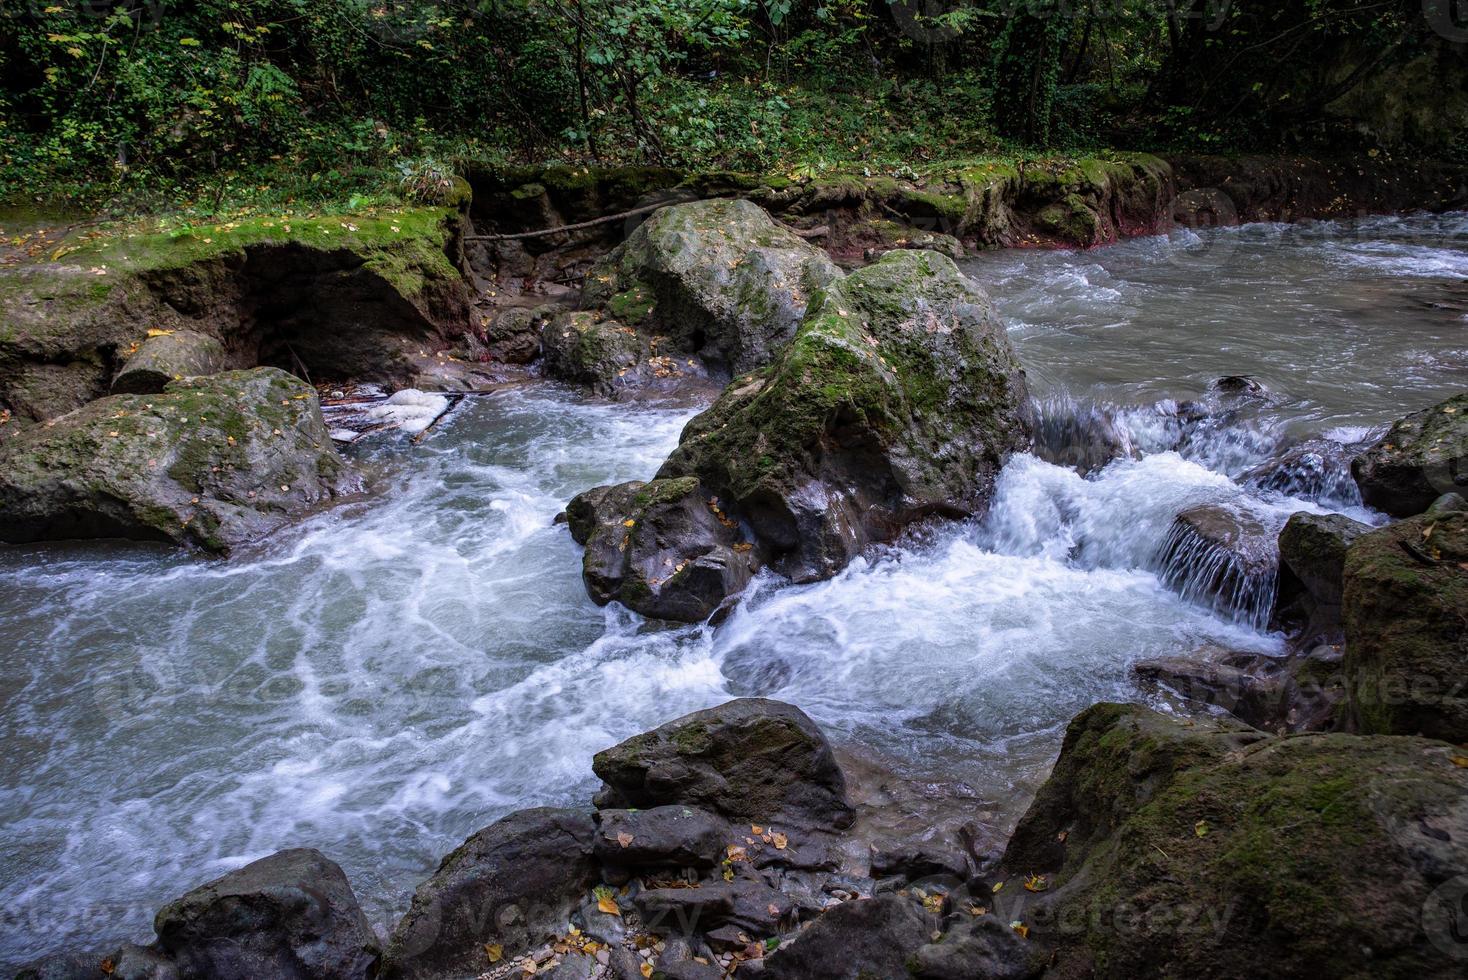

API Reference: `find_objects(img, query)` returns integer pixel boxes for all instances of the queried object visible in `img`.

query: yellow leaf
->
[623,519,636,527]
[1194,819,1209,838]
[771,832,788,850]
[751,825,764,835]
[640,964,653,979]
[145,328,174,337]
[1010,921,1029,939]
[1450,756,1468,768]
[485,944,503,963]
[727,844,748,861]
[596,890,621,917]
[1023,874,1047,893]
[992,881,1004,893]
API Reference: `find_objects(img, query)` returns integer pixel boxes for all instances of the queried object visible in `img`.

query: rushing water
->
[2,212,1466,967]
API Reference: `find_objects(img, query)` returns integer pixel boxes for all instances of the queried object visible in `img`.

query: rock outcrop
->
[0,368,359,553]
[1352,392,1468,516]
[1001,703,1468,979]
[1342,508,1468,741]
[1271,510,1372,642]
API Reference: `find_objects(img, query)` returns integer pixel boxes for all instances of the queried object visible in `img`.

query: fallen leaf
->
[1194,819,1209,838]
[1450,756,1468,768]
[727,844,748,862]
[1023,874,1048,893]
[623,519,636,527]
[751,825,764,835]
[992,881,1004,893]
[616,832,635,849]
[1010,921,1029,940]
[771,832,788,850]
[485,943,504,963]
[595,888,621,917]
[640,964,653,978]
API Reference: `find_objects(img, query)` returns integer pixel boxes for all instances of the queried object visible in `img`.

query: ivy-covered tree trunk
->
[990,3,1072,145]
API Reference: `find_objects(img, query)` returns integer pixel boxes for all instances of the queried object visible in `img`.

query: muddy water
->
[1,212,1464,966]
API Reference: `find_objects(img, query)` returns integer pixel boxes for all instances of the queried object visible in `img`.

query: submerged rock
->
[1352,392,1468,516]
[1343,509,1468,741]
[658,249,1030,585]
[1155,503,1281,629]
[1002,703,1468,979]
[592,698,854,831]
[379,808,598,980]
[1243,438,1361,507]
[154,848,379,980]
[112,329,229,395]
[565,477,757,622]
[0,368,360,553]
[1029,397,1135,475]
[581,198,842,376]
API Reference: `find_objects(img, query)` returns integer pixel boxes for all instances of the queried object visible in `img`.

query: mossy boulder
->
[1272,511,1372,641]
[580,198,842,376]
[592,698,854,831]
[1342,510,1468,741]
[1353,392,1468,517]
[565,476,757,622]
[1002,703,1468,979]
[111,329,229,394]
[539,311,643,395]
[656,248,1030,584]
[0,367,359,553]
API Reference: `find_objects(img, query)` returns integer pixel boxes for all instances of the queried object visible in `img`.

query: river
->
[1,212,1464,966]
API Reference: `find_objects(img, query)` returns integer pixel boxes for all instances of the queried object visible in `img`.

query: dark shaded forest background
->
[2,1,1466,210]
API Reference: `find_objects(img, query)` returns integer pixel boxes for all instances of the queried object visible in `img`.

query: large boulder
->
[152,848,379,980]
[657,248,1030,585]
[112,329,229,395]
[1272,510,1372,641]
[754,894,932,980]
[1002,703,1468,979]
[379,808,598,980]
[592,699,854,831]
[539,312,642,395]
[581,198,842,376]
[0,368,360,553]
[1352,392,1468,516]
[1342,509,1468,741]
[565,477,757,622]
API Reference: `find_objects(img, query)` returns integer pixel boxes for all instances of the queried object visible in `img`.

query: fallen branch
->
[463,199,699,242]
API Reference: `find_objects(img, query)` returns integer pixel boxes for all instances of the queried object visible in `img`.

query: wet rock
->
[909,914,1041,980]
[112,330,229,395]
[634,878,792,935]
[1132,645,1344,733]
[592,699,854,831]
[1155,503,1281,629]
[540,312,642,395]
[1029,397,1134,475]
[152,848,378,980]
[753,895,932,980]
[1272,511,1372,641]
[16,944,176,980]
[1343,510,1468,741]
[594,806,729,870]
[1243,438,1361,506]
[581,199,842,376]
[657,249,1030,587]
[379,808,598,980]
[1208,375,1268,400]
[1002,703,1468,979]
[1352,392,1468,516]
[566,477,758,622]
[485,306,550,364]
[0,368,360,553]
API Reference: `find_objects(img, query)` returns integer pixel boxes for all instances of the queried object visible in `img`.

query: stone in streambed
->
[657,249,1031,586]
[1343,509,1468,741]
[594,805,729,870]
[485,306,551,365]
[752,894,932,980]
[634,877,793,935]
[1243,437,1362,506]
[1132,645,1343,733]
[581,198,842,376]
[592,698,854,831]
[151,848,379,980]
[0,367,359,553]
[908,914,1042,980]
[379,808,598,980]
[566,477,758,622]
[1272,510,1372,642]
[112,330,229,395]
[1352,391,1468,516]
[1155,502,1281,628]
[1001,703,1468,979]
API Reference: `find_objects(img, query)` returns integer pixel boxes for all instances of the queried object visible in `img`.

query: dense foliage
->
[0,1,1459,209]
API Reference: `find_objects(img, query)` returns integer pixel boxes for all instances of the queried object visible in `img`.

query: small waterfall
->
[1154,504,1282,630]
[1243,439,1364,509]
[1029,396,1136,475]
